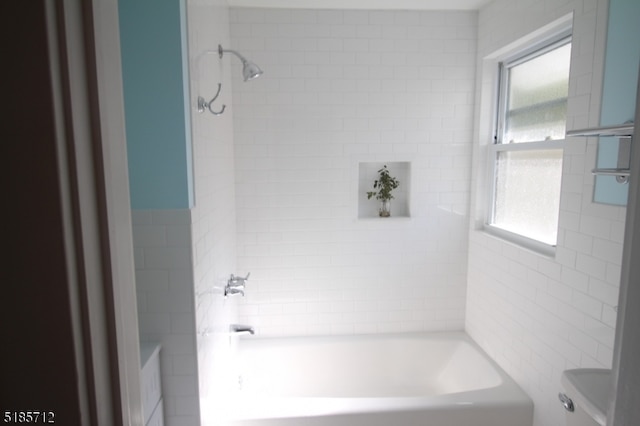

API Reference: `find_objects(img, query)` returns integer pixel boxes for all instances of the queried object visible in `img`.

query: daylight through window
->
[489,36,572,247]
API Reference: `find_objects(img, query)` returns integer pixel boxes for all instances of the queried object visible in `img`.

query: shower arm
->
[218,44,249,63]
[198,45,251,64]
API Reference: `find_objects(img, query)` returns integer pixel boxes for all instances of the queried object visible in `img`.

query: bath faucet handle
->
[229,272,250,287]
[224,287,244,298]
[224,272,250,298]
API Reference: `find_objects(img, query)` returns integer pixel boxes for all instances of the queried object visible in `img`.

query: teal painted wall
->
[119,0,193,209]
[594,0,640,205]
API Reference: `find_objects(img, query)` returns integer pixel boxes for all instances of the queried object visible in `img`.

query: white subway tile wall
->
[230,8,477,336]
[132,209,199,426]
[188,1,240,425]
[467,1,623,426]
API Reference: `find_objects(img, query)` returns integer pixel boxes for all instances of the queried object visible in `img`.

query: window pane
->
[504,43,571,143]
[493,149,563,245]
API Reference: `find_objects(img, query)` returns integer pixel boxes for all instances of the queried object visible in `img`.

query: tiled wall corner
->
[132,209,199,426]
[186,1,240,424]
[230,8,477,337]
[467,1,623,426]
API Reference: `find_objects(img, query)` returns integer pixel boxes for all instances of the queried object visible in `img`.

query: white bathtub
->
[219,332,533,426]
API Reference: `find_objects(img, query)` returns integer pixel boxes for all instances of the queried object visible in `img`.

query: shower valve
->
[224,273,250,298]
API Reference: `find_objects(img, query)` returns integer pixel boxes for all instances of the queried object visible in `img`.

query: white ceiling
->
[227,0,492,10]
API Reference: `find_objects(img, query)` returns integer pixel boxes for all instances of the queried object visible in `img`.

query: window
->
[488,35,572,248]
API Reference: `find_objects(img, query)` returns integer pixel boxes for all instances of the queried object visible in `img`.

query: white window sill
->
[482,224,557,258]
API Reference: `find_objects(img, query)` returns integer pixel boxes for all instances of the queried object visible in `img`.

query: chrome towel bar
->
[566,123,633,138]
[566,122,634,183]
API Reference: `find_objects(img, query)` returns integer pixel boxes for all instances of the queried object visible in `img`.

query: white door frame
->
[48,0,143,424]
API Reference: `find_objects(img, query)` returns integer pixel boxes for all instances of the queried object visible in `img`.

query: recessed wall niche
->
[358,162,411,219]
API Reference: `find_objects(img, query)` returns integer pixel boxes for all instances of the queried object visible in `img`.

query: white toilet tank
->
[560,369,612,426]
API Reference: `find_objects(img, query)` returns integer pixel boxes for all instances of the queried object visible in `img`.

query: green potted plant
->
[366,165,399,217]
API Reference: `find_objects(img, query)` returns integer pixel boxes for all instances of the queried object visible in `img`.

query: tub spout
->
[230,324,255,335]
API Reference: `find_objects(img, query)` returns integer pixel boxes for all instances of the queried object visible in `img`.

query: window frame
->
[485,31,573,254]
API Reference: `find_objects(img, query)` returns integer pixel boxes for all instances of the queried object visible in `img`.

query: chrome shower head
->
[218,44,263,82]
[241,60,263,81]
